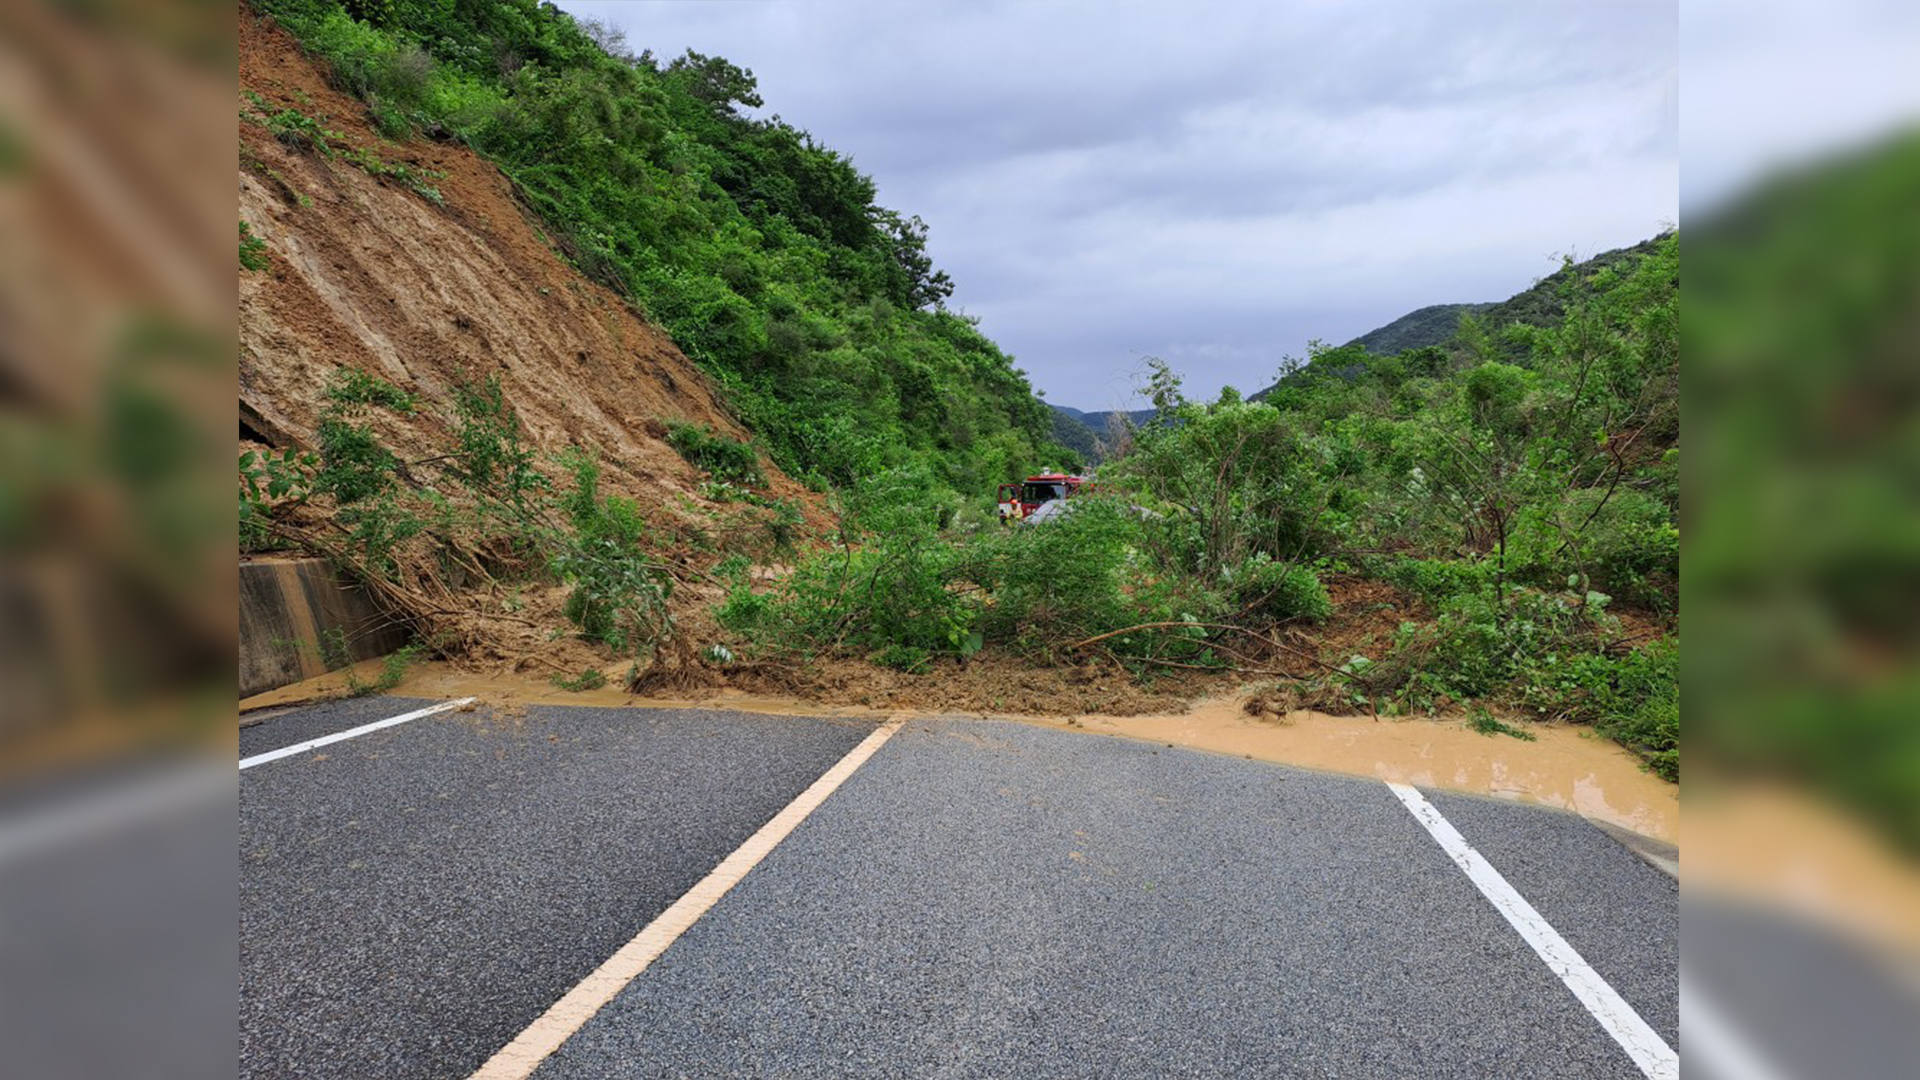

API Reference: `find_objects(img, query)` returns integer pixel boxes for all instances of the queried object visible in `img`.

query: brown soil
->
[238,8,843,677]
[241,659,1678,846]
[238,10,816,521]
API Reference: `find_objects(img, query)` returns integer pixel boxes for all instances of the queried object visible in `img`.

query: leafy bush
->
[718,464,972,669]
[1519,638,1679,779]
[1226,553,1331,623]
[239,445,317,552]
[666,422,765,486]
[1378,557,1489,606]
[553,451,673,656]
[449,374,544,526]
[308,370,421,574]
[963,498,1168,655]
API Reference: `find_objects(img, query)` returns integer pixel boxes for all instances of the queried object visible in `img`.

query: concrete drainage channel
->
[238,556,410,698]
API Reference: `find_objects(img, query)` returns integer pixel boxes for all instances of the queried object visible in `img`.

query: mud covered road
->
[240,699,1679,1079]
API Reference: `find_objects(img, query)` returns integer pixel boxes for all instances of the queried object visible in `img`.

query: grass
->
[240,221,269,271]
[1467,704,1538,741]
[551,668,608,692]
[319,628,421,698]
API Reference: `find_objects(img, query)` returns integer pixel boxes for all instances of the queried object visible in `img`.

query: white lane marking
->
[469,717,906,1080]
[1680,976,1794,1080]
[238,697,477,771]
[1387,782,1679,1080]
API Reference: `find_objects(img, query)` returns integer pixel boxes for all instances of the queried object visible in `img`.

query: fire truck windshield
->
[1022,481,1067,503]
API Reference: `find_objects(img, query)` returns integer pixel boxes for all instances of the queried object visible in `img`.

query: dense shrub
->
[552,451,673,656]
[1225,553,1331,623]
[665,422,764,486]
[962,499,1173,654]
[1377,557,1490,606]
[718,465,971,670]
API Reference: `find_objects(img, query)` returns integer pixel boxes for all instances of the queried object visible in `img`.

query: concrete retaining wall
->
[239,557,411,698]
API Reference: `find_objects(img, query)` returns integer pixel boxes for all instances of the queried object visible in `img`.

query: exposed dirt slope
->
[238,11,808,514]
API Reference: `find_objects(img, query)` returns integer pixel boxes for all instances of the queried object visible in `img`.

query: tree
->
[664,50,762,117]
[876,211,954,311]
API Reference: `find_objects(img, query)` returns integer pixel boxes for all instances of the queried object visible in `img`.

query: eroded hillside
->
[239,13,808,517]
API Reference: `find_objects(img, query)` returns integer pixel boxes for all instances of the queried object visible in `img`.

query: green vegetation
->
[721,236,1680,777]
[317,629,419,697]
[239,367,745,673]
[1345,303,1489,357]
[666,423,764,487]
[240,444,318,551]
[1467,705,1537,741]
[1688,133,1920,850]
[240,2,1681,783]
[251,0,1063,495]
[242,90,445,203]
[240,221,270,270]
[552,449,674,655]
[551,667,607,692]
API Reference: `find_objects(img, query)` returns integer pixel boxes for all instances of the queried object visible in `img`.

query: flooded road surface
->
[1017,697,1679,844]
[239,659,895,720]
[243,663,1677,844]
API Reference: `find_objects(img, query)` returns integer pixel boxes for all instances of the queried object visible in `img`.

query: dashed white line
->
[238,697,477,771]
[1388,781,1679,1080]
[468,717,906,1080]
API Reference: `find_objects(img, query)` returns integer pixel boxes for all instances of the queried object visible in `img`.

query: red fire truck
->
[996,472,1089,524]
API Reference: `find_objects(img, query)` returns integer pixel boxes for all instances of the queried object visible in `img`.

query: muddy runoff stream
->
[241,660,1677,845]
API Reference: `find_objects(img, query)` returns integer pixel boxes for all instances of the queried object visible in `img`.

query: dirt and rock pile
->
[238,12,810,520]
[238,11,830,682]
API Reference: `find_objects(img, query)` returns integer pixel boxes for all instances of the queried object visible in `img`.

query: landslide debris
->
[238,13,817,680]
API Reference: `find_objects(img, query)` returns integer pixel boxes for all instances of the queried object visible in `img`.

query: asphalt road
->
[239,700,1681,1080]
[534,717,1669,1079]
[239,699,875,1080]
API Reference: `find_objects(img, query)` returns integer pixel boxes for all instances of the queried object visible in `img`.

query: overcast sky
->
[558,0,1676,410]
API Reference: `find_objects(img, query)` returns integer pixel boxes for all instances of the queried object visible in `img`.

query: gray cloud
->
[561,0,1676,407]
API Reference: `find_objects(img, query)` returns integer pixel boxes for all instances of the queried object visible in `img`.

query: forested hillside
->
[251,0,1063,494]
[1346,303,1489,355]
[238,1,1681,778]
[1253,235,1673,400]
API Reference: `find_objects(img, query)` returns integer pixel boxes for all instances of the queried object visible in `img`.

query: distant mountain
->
[1050,234,1669,453]
[1250,234,1669,399]
[1048,405,1103,463]
[1045,404,1155,465]
[1466,235,1667,337]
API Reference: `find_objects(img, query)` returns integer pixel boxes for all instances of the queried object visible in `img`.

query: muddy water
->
[237,659,895,721]
[1012,699,1679,844]
[1687,783,1920,953]
[242,662,1676,844]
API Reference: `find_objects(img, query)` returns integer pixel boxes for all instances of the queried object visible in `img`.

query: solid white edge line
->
[1680,976,1794,1080]
[238,697,477,771]
[468,717,907,1080]
[1387,782,1679,1080]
